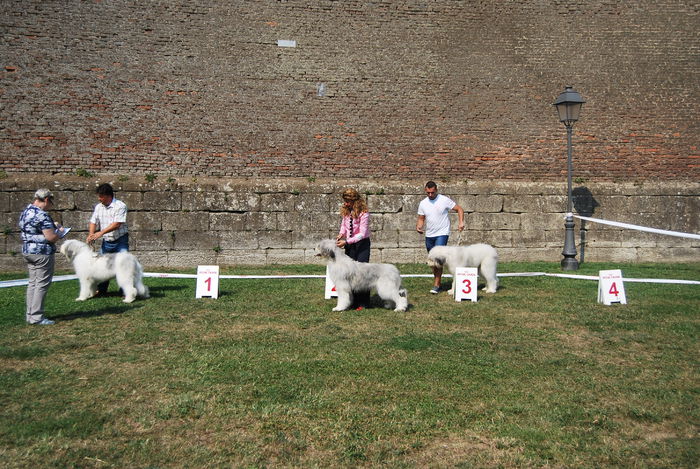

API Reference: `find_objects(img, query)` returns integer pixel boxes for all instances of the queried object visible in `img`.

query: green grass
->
[0,262,698,467]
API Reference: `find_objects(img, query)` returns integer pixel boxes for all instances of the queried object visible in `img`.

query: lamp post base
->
[561,213,579,271]
[561,256,579,271]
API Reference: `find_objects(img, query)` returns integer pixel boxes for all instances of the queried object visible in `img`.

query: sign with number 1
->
[454,267,478,302]
[196,265,220,299]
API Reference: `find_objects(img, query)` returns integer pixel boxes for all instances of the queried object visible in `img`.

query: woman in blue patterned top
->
[18,189,65,325]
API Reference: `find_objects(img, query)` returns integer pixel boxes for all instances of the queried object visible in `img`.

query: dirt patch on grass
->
[410,432,526,467]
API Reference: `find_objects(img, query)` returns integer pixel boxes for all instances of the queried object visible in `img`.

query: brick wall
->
[1,0,698,181]
[1,176,697,271]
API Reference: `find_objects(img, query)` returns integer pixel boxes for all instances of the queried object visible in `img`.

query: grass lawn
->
[0,261,698,468]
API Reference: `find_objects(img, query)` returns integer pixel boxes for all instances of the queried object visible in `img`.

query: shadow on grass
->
[146,284,189,298]
[52,302,141,322]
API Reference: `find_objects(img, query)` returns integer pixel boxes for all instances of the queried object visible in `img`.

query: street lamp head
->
[554,86,585,126]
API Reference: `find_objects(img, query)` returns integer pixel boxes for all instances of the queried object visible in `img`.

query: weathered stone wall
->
[1,176,697,272]
[1,0,698,181]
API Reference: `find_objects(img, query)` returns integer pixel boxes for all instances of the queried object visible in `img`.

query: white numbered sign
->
[196,265,220,299]
[324,265,337,299]
[598,269,627,305]
[454,267,478,303]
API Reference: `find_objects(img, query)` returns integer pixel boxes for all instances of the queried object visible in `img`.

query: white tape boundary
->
[574,215,700,240]
[1,271,698,288]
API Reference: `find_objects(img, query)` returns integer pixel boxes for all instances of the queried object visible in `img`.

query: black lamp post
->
[554,86,585,270]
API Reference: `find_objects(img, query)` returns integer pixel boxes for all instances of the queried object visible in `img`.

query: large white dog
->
[315,239,408,312]
[427,244,499,294]
[60,240,150,303]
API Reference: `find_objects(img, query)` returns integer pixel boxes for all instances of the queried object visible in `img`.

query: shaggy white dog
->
[427,244,499,294]
[60,240,150,303]
[315,239,408,312]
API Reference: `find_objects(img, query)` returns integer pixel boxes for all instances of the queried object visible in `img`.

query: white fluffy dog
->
[427,244,499,294]
[315,239,408,312]
[60,240,150,303]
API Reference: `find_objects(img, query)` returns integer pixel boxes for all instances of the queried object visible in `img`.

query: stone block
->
[162,211,210,231]
[130,211,163,231]
[173,230,220,251]
[467,213,521,231]
[8,192,33,212]
[210,212,247,231]
[291,231,334,249]
[1,233,21,254]
[0,212,17,232]
[504,195,566,214]
[2,254,27,270]
[218,231,260,250]
[398,230,422,248]
[218,250,267,265]
[120,191,145,211]
[257,231,293,249]
[0,192,9,212]
[266,248,306,264]
[283,211,336,233]
[372,229,399,248]
[294,193,332,213]
[367,194,403,213]
[379,247,422,264]
[61,211,92,232]
[260,193,296,212]
[226,192,260,212]
[474,195,504,213]
[381,212,418,231]
[452,195,477,212]
[244,212,277,231]
[182,191,228,211]
[140,190,182,211]
[135,252,169,270]
[74,191,98,211]
[167,250,220,268]
[131,230,174,251]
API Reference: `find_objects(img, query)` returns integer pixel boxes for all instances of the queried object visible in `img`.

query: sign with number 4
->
[196,265,220,299]
[454,267,479,302]
[598,269,627,305]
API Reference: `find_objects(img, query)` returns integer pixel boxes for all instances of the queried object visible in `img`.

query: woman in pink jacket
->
[335,188,371,308]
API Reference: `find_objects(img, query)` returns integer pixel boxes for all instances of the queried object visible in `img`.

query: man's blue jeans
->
[98,234,129,293]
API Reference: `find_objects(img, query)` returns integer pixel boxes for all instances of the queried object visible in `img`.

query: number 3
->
[462,278,472,294]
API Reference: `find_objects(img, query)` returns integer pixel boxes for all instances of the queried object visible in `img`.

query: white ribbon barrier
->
[1,271,698,288]
[573,215,700,240]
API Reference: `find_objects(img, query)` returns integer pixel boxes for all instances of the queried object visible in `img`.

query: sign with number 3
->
[454,267,478,302]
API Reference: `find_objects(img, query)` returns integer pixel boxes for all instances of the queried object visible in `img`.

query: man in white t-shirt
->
[416,181,464,294]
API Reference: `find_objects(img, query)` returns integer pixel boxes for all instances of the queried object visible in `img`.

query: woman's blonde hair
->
[340,188,368,218]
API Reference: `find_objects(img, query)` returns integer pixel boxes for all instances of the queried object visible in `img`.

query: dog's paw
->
[447,288,454,295]
[123,297,136,303]
[393,307,406,312]
[75,297,87,302]
[482,287,497,293]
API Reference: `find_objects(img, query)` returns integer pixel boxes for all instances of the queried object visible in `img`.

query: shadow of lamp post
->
[554,86,585,270]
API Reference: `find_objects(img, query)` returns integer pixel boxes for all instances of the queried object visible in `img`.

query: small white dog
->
[315,239,408,312]
[427,244,499,294]
[60,240,150,303]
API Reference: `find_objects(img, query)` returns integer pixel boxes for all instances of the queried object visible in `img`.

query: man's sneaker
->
[34,318,55,325]
[430,286,440,294]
